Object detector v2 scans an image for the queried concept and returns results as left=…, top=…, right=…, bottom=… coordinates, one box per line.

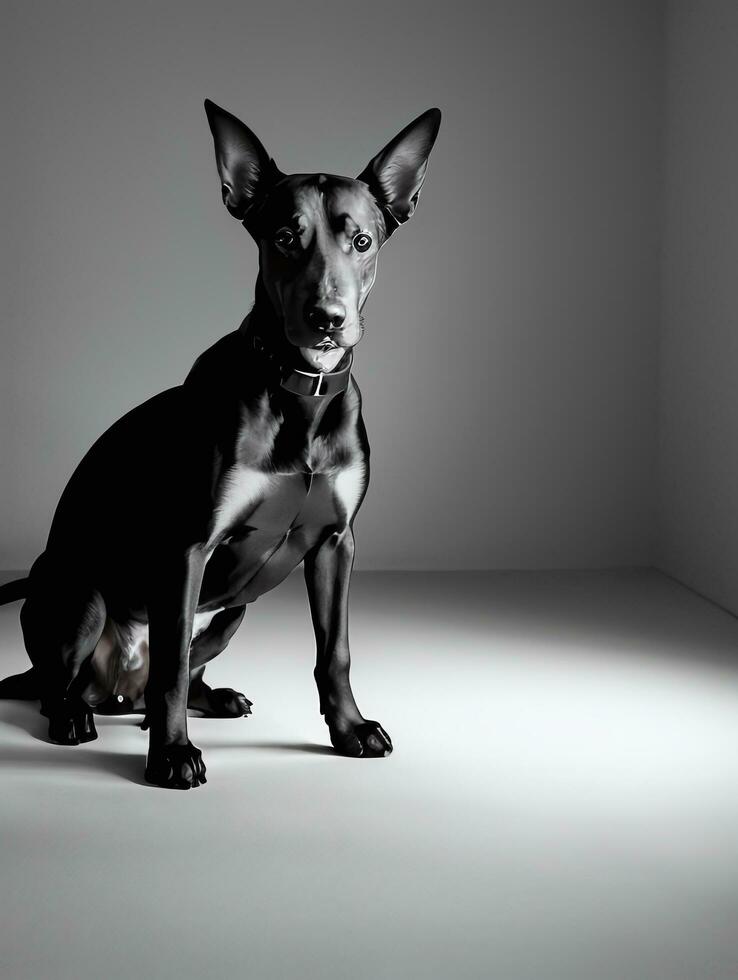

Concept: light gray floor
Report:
left=1, top=570, right=738, bottom=980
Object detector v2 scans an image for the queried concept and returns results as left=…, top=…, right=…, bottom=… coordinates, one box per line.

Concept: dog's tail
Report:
left=0, top=576, right=29, bottom=606
left=0, top=577, right=38, bottom=699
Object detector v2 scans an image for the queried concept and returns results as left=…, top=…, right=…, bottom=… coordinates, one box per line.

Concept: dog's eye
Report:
left=274, top=228, right=297, bottom=249
left=352, top=232, right=372, bottom=253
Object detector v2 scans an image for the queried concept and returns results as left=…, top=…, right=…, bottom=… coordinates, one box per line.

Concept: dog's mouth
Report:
left=299, top=338, right=347, bottom=372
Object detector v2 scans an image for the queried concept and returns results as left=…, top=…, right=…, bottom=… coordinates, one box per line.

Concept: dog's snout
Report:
left=304, top=301, right=346, bottom=332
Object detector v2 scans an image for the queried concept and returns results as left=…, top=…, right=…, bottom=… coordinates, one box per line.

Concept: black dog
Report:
left=0, top=100, right=441, bottom=789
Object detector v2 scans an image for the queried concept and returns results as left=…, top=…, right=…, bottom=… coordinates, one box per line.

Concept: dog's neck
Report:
left=240, top=277, right=353, bottom=411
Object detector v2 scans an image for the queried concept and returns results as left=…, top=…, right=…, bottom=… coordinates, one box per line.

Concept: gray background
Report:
left=659, top=1, right=738, bottom=615
left=3, top=1, right=738, bottom=614
left=1, top=0, right=663, bottom=573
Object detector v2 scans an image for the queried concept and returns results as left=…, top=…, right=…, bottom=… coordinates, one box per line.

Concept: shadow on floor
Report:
left=0, top=700, right=334, bottom=786
left=0, top=743, right=148, bottom=785
left=0, top=702, right=148, bottom=785
left=201, top=740, right=334, bottom=755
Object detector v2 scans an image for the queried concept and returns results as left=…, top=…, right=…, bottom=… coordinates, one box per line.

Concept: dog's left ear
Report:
left=357, top=108, right=441, bottom=237
left=204, top=99, right=283, bottom=220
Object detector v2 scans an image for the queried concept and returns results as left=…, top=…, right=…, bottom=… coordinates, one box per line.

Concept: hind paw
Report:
left=188, top=685, right=252, bottom=718
left=46, top=699, right=98, bottom=745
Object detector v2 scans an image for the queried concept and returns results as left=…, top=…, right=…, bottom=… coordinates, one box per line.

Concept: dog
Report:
left=0, top=100, right=441, bottom=789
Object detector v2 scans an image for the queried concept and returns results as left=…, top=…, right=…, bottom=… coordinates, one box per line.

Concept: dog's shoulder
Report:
left=184, top=330, right=245, bottom=391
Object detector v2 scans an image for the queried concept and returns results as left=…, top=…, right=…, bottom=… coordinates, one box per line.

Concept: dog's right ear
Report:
left=204, top=100, right=282, bottom=220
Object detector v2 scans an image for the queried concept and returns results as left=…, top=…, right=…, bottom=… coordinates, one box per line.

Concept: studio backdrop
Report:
left=3, top=1, right=662, bottom=572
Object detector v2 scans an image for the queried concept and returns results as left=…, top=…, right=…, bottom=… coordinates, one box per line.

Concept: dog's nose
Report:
left=304, top=301, right=346, bottom=332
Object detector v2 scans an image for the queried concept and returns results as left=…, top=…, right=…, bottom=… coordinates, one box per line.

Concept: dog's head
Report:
left=205, top=101, right=441, bottom=372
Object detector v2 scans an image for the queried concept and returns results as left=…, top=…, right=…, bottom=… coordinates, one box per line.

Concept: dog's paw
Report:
left=329, top=719, right=393, bottom=758
left=145, top=741, right=207, bottom=790
left=189, top=685, right=253, bottom=718
left=46, top=699, right=98, bottom=746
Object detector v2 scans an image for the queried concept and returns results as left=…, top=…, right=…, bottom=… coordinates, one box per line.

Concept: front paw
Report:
left=145, top=741, right=207, bottom=789
left=329, top=719, right=393, bottom=758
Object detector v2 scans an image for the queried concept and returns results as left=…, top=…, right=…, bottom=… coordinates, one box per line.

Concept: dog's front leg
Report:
left=304, top=529, right=392, bottom=758
left=144, top=546, right=208, bottom=789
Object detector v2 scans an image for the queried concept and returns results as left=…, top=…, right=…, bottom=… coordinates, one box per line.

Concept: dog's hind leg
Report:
left=187, top=605, right=251, bottom=718
left=20, top=578, right=106, bottom=745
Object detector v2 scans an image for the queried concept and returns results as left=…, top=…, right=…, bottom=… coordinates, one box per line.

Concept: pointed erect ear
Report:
left=204, top=99, right=283, bottom=220
left=357, top=108, right=441, bottom=237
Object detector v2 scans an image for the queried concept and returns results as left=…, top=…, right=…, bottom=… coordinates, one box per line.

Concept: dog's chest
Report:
left=213, top=468, right=327, bottom=541
left=207, top=398, right=359, bottom=544
left=200, top=466, right=359, bottom=607
left=197, top=404, right=365, bottom=608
